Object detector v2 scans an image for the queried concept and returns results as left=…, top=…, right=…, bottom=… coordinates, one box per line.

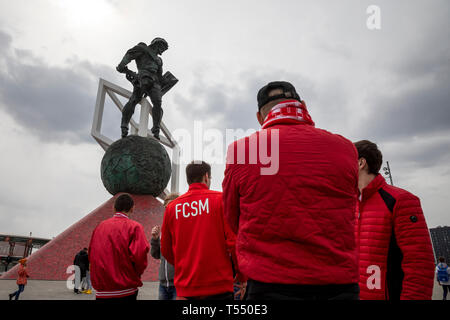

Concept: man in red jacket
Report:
left=354, top=140, right=435, bottom=300
left=161, top=161, right=241, bottom=299
left=222, top=81, right=360, bottom=300
left=89, top=193, right=150, bottom=300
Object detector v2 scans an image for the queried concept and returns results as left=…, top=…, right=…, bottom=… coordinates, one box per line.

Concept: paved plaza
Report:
left=0, top=280, right=159, bottom=300
left=0, top=278, right=446, bottom=300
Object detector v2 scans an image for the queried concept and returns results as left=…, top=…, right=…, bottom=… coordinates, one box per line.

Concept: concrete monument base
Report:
left=0, top=194, right=164, bottom=281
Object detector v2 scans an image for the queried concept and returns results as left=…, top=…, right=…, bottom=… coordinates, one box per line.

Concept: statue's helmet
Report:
left=151, top=37, right=169, bottom=51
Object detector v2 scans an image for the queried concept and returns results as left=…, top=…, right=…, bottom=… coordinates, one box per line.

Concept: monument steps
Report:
left=0, top=194, right=164, bottom=281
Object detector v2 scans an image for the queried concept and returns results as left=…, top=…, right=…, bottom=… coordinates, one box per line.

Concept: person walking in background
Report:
left=436, top=257, right=450, bottom=300
left=8, top=258, right=29, bottom=300
left=81, top=248, right=93, bottom=295
left=73, top=249, right=83, bottom=294
left=4, top=255, right=12, bottom=272
left=161, top=161, right=244, bottom=300
left=73, top=248, right=88, bottom=294
left=223, top=81, right=360, bottom=300
left=151, top=192, right=179, bottom=300
left=89, top=193, right=150, bottom=300
left=354, top=140, right=435, bottom=300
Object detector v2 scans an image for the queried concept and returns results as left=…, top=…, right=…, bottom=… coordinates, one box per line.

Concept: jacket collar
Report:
left=360, top=174, right=387, bottom=201
left=262, top=99, right=315, bottom=129
left=114, top=212, right=130, bottom=219
left=188, top=183, right=209, bottom=192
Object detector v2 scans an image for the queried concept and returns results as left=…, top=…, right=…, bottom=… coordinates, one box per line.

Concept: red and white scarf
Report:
left=262, top=100, right=315, bottom=129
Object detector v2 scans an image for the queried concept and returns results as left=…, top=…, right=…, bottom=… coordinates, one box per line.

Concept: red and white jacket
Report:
left=89, top=212, right=150, bottom=299
left=161, top=183, right=239, bottom=298
left=357, top=174, right=435, bottom=300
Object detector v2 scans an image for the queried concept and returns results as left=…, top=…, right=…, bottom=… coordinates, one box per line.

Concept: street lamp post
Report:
left=383, top=161, right=394, bottom=186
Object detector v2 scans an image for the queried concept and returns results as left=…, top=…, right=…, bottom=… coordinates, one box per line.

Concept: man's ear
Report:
left=257, top=111, right=264, bottom=126
left=358, top=158, right=367, bottom=171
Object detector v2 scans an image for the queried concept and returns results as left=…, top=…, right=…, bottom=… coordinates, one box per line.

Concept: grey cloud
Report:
left=0, top=31, right=11, bottom=54
left=358, top=66, right=450, bottom=140
left=383, top=135, right=450, bottom=170
left=315, top=41, right=353, bottom=61
left=171, top=74, right=258, bottom=132
left=0, top=30, right=118, bottom=144
left=356, top=0, right=450, bottom=141
left=352, top=75, right=450, bottom=169
left=171, top=68, right=339, bottom=133
left=172, top=60, right=450, bottom=172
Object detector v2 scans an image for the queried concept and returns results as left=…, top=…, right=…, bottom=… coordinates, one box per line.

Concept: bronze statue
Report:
left=116, top=38, right=177, bottom=140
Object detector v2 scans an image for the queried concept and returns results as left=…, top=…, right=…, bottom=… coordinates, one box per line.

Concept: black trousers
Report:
left=96, top=291, right=138, bottom=301
left=245, top=279, right=360, bottom=300
left=184, top=292, right=234, bottom=300
left=443, top=285, right=449, bottom=300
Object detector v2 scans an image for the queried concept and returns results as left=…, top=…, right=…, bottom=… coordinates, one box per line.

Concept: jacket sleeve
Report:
left=393, top=192, right=435, bottom=300
left=129, top=223, right=150, bottom=277
left=222, top=142, right=240, bottom=234
left=150, top=238, right=161, bottom=259
left=74, top=253, right=81, bottom=266
left=161, top=206, right=175, bottom=266
left=220, top=194, right=247, bottom=283
left=88, top=226, right=97, bottom=266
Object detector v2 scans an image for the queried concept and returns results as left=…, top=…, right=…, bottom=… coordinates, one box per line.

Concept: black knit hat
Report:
left=257, top=81, right=301, bottom=110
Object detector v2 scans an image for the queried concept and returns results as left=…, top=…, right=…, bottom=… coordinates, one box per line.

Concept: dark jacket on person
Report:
left=74, top=250, right=89, bottom=278
left=150, top=237, right=174, bottom=287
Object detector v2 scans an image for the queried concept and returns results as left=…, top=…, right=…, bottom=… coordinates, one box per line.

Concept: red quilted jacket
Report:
left=222, top=111, right=359, bottom=285
left=356, top=174, right=435, bottom=300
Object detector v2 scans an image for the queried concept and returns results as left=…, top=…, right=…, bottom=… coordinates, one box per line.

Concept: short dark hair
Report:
left=439, top=257, right=446, bottom=263
left=354, top=140, right=383, bottom=174
left=114, top=193, right=134, bottom=212
left=186, top=161, right=211, bottom=185
left=83, top=248, right=88, bottom=251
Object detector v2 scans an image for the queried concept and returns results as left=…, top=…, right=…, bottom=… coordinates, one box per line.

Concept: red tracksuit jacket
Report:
left=161, top=183, right=238, bottom=298
left=89, top=212, right=150, bottom=298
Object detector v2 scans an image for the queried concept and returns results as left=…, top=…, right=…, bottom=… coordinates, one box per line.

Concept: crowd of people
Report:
left=85, top=80, right=440, bottom=301
left=8, top=80, right=442, bottom=301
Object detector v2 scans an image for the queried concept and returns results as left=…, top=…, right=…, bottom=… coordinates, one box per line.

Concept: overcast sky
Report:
left=0, top=0, right=449, bottom=238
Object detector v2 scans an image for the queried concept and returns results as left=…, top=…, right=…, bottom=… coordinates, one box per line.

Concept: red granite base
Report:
left=0, top=193, right=164, bottom=281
